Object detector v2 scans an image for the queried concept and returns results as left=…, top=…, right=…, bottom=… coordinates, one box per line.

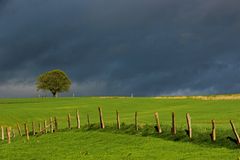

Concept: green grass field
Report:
left=0, top=97, right=240, bottom=159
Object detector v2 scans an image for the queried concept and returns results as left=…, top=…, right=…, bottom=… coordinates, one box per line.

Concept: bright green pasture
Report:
left=0, top=97, right=240, bottom=128
left=0, top=97, right=240, bottom=159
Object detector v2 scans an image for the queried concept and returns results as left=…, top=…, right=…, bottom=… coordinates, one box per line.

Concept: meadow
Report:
left=0, top=97, right=240, bottom=159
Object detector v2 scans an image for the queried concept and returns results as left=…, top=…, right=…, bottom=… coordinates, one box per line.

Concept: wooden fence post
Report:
left=154, top=112, right=162, bottom=133
left=186, top=113, right=192, bottom=139
left=76, top=110, right=80, bottom=129
left=32, top=122, right=35, bottom=136
left=24, top=123, right=29, bottom=141
left=87, top=114, right=90, bottom=127
left=68, top=113, right=71, bottom=129
left=17, top=123, right=22, bottom=136
left=116, top=110, right=120, bottom=129
left=6, top=127, right=11, bottom=144
left=98, top=107, right=105, bottom=129
left=54, top=117, right=58, bottom=132
left=39, top=122, right=42, bottom=133
left=135, top=112, right=138, bottom=131
left=44, top=120, right=47, bottom=134
left=1, top=126, right=4, bottom=141
left=171, top=112, right=176, bottom=135
left=50, top=117, right=53, bottom=133
left=210, top=120, right=216, bottom=142
left=230, top=120, right=240, bottom=145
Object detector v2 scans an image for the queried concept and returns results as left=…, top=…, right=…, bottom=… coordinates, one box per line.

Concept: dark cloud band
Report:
left=0, top=0, right=240, bottom=97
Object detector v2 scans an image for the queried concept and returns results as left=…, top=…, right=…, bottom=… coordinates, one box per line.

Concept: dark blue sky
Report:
left=0, top=0, right=240, bottom=97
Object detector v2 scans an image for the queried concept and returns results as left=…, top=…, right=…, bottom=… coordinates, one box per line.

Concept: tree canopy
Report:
left=36, top=69, right=71, bottom=97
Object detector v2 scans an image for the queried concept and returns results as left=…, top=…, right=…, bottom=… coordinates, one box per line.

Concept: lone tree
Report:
left=36, top=69, right=71, bottom=97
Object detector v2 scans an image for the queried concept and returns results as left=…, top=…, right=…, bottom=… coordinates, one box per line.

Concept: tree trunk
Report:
left=52, top=91, right=57, bottom=97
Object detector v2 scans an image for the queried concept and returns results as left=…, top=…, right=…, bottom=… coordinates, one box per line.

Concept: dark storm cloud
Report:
left=0, top=0, right=240, bottom=97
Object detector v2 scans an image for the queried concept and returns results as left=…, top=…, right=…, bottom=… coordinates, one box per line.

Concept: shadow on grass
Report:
left=27, top=122, right=240, bottom=150
left=57, top=123, right=240, bottom=150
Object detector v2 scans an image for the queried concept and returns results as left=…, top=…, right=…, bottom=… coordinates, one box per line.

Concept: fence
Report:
left=1, top=107, right=240, bottom=145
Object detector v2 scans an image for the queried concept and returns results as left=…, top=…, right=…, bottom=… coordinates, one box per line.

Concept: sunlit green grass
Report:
left=0, top=97, right=240, bottom=159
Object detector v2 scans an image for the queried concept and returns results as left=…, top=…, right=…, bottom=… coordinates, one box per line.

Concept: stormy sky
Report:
left=0, top=0, right=240, bottom=97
